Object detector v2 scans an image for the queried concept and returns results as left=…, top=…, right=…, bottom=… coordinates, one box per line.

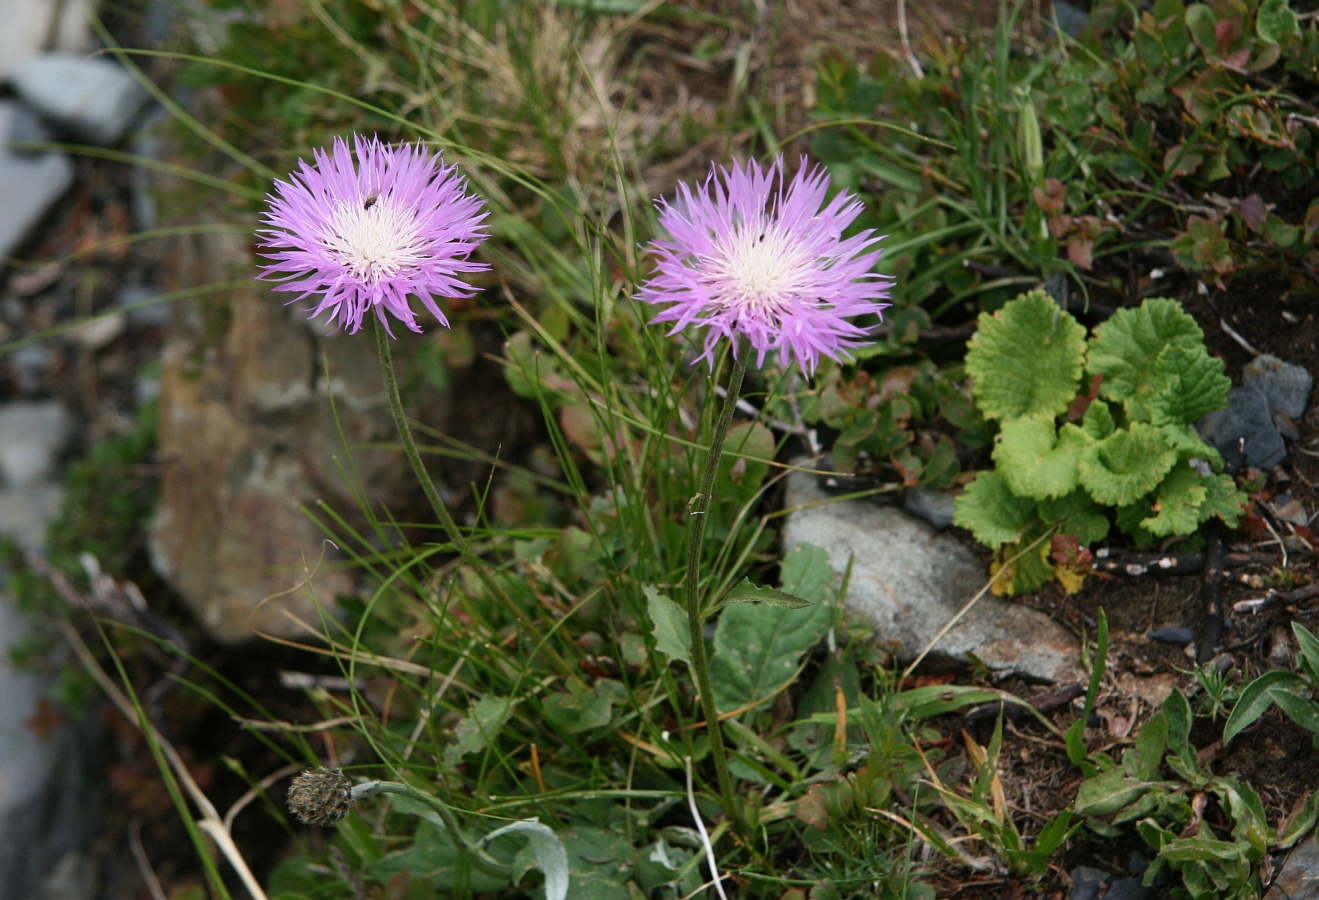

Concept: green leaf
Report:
left=541, top=679, right=625, bottom=734
left=1078, top=423, right=1177, bottom=506
left=953, top=470, right=1037, bottom=549
left=443, top=696, right=514, bottom=769
left=1074, top=768, right=1155, bottom=817
left=1142, top=462, right=1207, bottom=537
left=1200, top=473, right=1247, bottom=527
left=711, top=545, right=833, bottom=713
left=993, top=416, right=1084, bottom=500
left=1294, top=622, right=1319, bottom=683
left=716, top=421, right=776, bottom=496
left=1279, top=791, right=1319, bottom=849
left=1257, top=0, right=1300, bottom=42
left=1128, top=709, right=1168, bottom=781
left=485, top=820, right=570, bottom=900
left=559, top=827, right=635, bottom=900
left=645, top=585, right=691, bottom=665
left=372, top=819, right=508, bottom=893
left=965, top=290, right=1087, bottom=422
left=1270, top=689, right=1319, bottom=736
left=1081, top=401, right=1116, bottom=440
left=1037, top=490, right=1111, bottom=546
left=1141, top=344, right=1231, bottom=425
left=1222, top=669, right=1308, bottom=745
left=705, top=578, right=810, bottom=618
left=1086, top=298, right=1207, bottom=408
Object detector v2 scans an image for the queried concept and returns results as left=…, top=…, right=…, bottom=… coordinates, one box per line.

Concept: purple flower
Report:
left=257, top=134, right=489, bottom=336
left=637, top=157, right=891, bottom=375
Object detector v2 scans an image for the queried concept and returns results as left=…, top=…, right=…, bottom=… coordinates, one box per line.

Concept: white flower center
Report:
left=322, top=196, right=425, bottom=282
left=716, top=222, right=807, bottom=317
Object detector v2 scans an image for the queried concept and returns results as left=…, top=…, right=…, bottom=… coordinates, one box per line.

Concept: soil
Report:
left=3, top=1, right=1318, bottom=898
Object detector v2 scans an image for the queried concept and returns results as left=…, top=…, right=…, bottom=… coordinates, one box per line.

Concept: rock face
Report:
left=783, top=467, right=1082, bottom=684
left=0, top=100, right=75, bottom=265
left=9, top=53, right=148, bottom=146
left=149, top=226, right=425, bottom=644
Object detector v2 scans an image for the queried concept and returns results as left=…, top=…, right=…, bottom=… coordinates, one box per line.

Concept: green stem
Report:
left=375, top=317, right=465, bottom=549
left=351, top=780, right=510, bottom=879
left=373, top=319, right=571, bottom=675
left=684, top=333, right=752, bottom=828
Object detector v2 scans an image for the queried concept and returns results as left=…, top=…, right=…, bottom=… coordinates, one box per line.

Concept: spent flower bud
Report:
left=288, top=767, right=354, bottom=826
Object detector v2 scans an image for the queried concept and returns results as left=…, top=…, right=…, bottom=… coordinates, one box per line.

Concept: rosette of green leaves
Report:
left=953, top=291, right=1246, bottom=594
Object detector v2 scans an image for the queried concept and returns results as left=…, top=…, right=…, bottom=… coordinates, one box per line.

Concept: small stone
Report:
left=1148, top=626, right=1195, bottom=645
left=903, top=485, right=956, bottom=530
left=1244, top=354, right=1312, bottom=420
left=0, top=401, right=72, bottom=487
left=1069, top=865, right=1110, bottom=900
left=1265, top=831, right=1319, bottom=899
left=1197, top=385, right=1287, bottom=470
left=9, top=53, right=147, bottom=146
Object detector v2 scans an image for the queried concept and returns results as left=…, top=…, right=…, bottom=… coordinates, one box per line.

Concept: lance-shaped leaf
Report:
left=704, top=578, right=809, bottom=618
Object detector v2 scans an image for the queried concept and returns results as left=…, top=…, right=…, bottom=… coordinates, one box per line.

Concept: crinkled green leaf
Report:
left=953, top=470, right=1037, bottom=549
left=994, top=416, right=1085, bottom=500
left=645, top=585, right=691, bottom=664
left=711, top=544, right=833, bottom=713
left=1142, top=462, right=1207, bottom=537
left=1159, top=422, right=1217, bottom=461
left=443, top=696, right=514, bottom=769
left=965, top=291, right=1087, bottom=421
left=559, top=827, right=635, bottom=900
left=1086, top=298, right=1207, bottom=408
left=1081, top=400, right=1116, bottom=440
left=1140, top=344, right=1231, bottom=425
left=1200, top=472, right=1247, bottom=527
left=1038, top=490, right=1111, bottom=545
left=1079, top=422, right=1177, bottom=506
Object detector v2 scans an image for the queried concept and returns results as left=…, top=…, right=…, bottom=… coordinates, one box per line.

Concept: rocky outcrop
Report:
left=149, top=226, right=428, bottom=643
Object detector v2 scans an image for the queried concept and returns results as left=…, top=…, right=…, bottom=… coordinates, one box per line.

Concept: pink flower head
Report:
left=258, top=134, right=489, bottom=336
left=637, top=157, right=891, bottom=375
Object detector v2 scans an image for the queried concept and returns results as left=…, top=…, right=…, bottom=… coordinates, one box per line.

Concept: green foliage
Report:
left=46, top=397, right=159, bottom=577
left=954, top=292, right=1246, bottom=594
left=1074, top=689, right=1272, bottom=899
left=1222, top=622, right=1319, bottom=746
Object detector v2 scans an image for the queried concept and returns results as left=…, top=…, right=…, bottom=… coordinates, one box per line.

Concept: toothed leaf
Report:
left=1079, top=422, right=1177, bottom=506
left=954, top=470, right=1037, bottom=549
left=966, top=291, right=1087, bottom=421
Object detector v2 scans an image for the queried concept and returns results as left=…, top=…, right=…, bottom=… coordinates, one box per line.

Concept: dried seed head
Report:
left=288, top=767, right=354, bottom=826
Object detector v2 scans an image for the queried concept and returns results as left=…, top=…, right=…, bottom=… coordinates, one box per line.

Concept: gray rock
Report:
left=1266, top=831, right=1319, bottom=899
left=0, top=0, right=90, bottom=81
left=9, top=53, right=147, bottom=146
left=0, top=401, right=72, bottom=488
left=0, top=484, right=63, bottom=554
left=784, top=467, right=1082, bottom=683
left=903, top=485, right=956, bottom=530
left=1197, top=384, right=1288, bottom=469
left=0, top=101, right=74, bottom=265
left=1244, top=354, right=1312, bottom=420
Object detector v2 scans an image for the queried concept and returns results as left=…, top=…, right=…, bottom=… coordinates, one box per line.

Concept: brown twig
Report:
left=1196, top=522, right=1227, bottom=664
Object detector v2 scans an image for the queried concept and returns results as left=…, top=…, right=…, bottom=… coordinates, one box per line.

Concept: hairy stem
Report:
left=684, top=334, right=752, bottom=828
left=352, top=781, right=510, bottom=878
